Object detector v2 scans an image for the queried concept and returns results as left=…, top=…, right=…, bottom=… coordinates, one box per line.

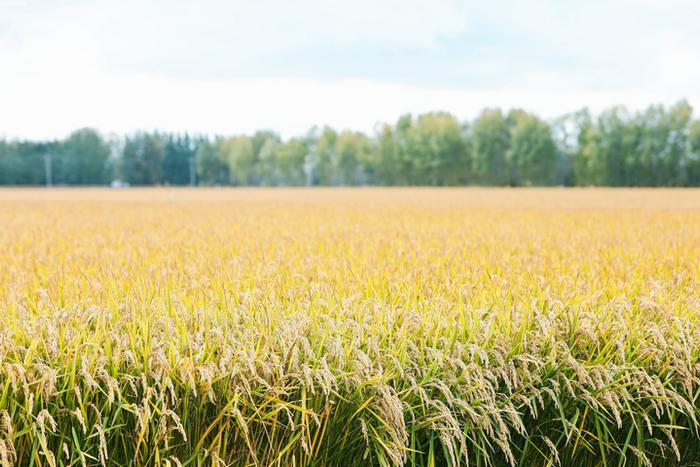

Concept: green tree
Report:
left=374, top=123, right=399, bottom=185
left=162, top=134, right=196, bottom=185
left=550, top=113, right=579, bottom=186
left=313, top=127, right=338, bottom=185
left=659, top=100, right=692, bottom=186
left=196, top=139, right=229, bottom=185
left=471, top=109, right=510, bottom=185
left=334, top=131, right=374, bottom=185
left=16, top=142, right=47, bottom=185
left=257, top=137, right=281, bottom=185
left=0, top=140, right=51, bottom=185
left=394, top=114, right=416, bottom=184
left=507, top=111, right=557, bottom=186
left=58, top=128, right=111, bottom=185
left=576, top=107, right=632, bottom=186
left=221, top=136, right=255, bottom=186
left=573, top=102, right=692, bottom=187
left=408, top=112, right=469, bottom=185
left=121, top=132, right=165, bottom=185
left=275, top=138, right=309, bottom=185
left=687, top=119, right=700, bottom=186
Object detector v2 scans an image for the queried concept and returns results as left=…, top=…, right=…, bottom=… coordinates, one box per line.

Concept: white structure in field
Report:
left=110, top=179, right=130, bottom=188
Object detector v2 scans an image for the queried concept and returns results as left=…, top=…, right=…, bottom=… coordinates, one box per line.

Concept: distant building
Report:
left=110, top=179, right=130, bottom=188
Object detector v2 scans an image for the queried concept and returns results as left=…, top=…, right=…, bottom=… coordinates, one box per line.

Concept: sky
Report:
left=1, top=0, right=699, bottom=140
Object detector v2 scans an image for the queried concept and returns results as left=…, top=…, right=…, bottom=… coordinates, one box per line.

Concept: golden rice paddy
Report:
left=1, top=188, right=699, bottom=466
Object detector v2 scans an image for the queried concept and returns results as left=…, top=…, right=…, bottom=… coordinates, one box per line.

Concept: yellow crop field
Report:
left=1, top=188, right=700, bottom=466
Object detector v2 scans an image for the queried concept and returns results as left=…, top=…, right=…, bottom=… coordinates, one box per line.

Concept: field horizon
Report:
left=2, top=185, right=700, bottom=205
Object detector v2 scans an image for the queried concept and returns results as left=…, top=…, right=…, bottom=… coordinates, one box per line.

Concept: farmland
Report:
left=1, top=188, right=700, bottom=466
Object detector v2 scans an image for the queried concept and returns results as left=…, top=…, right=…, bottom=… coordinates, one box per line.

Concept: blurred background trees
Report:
left=2, top=100, right=700, bottom=187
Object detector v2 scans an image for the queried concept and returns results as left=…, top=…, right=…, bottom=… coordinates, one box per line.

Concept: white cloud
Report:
left=1, top=0, right=469, bottom=69
left=653, top=47, right=700, bottom=89
left=1, top=67, right=696, bottom=140
left=0, top=0, right=699, bottom=139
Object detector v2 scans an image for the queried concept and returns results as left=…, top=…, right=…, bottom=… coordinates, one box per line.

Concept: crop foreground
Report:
left=1, top=188, right=700, bottom=466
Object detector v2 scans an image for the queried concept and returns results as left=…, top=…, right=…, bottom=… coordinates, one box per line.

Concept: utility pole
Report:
left=44, top=152, right=53, bottom=188
left=189, top=155, right=196, bottom=186
left=303, top=151, right=316, bottom=187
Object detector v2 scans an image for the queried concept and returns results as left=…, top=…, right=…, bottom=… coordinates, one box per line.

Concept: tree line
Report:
left=2, top=101, right=700, bottom=187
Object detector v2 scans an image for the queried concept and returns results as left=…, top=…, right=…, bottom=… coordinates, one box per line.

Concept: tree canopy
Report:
left=2, top=101, right=699, bottom=187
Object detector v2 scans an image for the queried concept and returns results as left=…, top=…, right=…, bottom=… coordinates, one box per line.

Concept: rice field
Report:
left=1, top=188, right=700, bottom=466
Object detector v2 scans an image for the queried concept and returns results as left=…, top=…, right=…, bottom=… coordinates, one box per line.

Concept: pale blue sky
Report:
left=1, top=0, right=699, bottom=139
